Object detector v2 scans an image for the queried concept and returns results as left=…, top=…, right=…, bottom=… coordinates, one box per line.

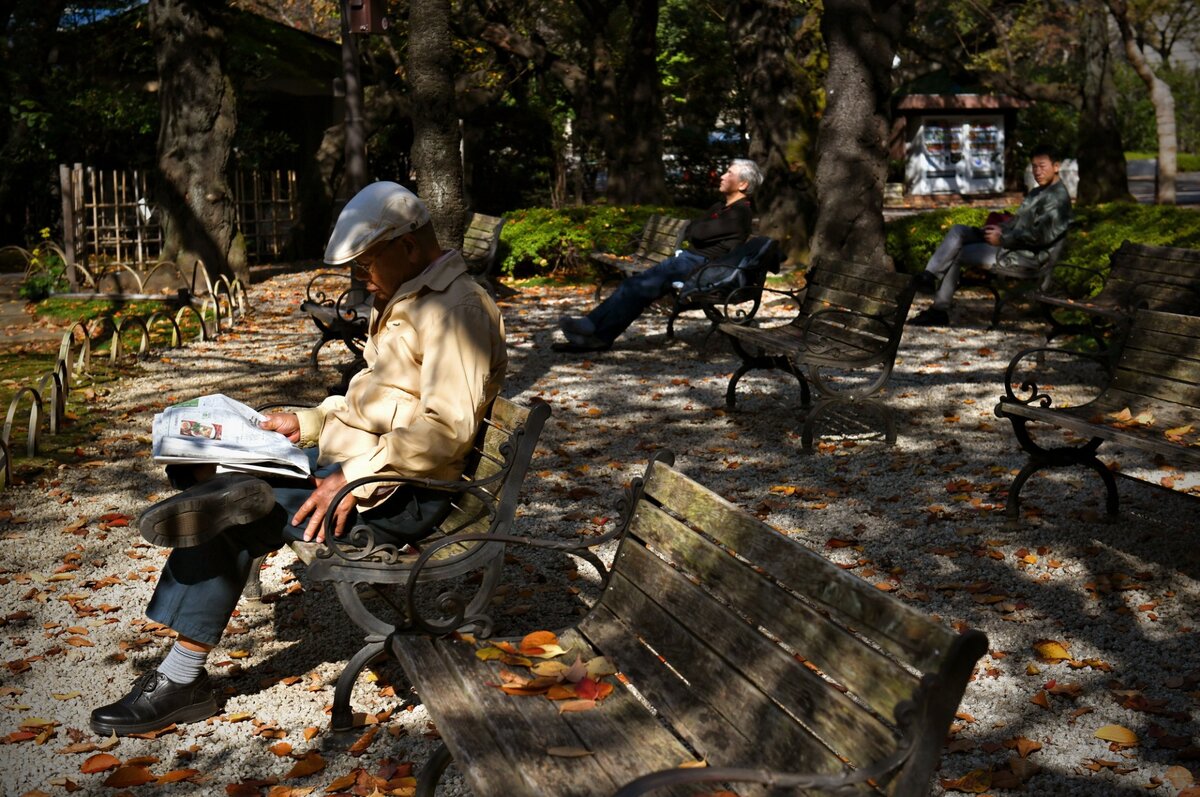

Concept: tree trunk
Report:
left=1106, top=0, right=1176, bottom=204
left=0, top=0, right=70, bottom=243
left=1077, top=0, right=1131, bottom=205
left=604, top=0, right=668, bottom=205
left=812, top=0, right=911, bottom=267
left=148, top=0, right=247, bottom=285
left=727, top=0, right=821, bottom=264
left=409, top=0, right=466, bottom=248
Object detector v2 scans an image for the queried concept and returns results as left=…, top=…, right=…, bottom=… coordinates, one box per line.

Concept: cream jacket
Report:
left=295, top=250, right=506, bottom=506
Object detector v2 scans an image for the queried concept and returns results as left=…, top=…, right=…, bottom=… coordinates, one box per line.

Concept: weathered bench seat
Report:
left=995, top=308, right=1200, bottom=520
left=720, top=259, right=916, bottom=448
left=1031, top=241, right=1200, bottom=349
left=393, top=454, right=988, bottom=797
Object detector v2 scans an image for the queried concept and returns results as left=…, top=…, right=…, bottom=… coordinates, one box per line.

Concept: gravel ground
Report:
left=1, top=269, right=1198, bottom=796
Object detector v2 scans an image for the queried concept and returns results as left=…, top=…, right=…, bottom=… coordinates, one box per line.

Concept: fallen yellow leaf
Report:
left=1033, top=639, right=1071, bottom=661
left=1094, top=724, right=1137, bottom=745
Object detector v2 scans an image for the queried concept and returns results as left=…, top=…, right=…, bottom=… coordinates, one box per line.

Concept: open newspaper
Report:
left=151, top=394, right=311, bottom=479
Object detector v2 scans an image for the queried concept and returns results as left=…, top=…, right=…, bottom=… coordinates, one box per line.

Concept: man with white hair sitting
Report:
left=90, top=182, right=507, bottom=736
left=557, top=159, right=762, bottom=351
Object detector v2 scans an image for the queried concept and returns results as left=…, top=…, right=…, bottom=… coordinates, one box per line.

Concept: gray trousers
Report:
left=923, top=224, right=999, bottom=310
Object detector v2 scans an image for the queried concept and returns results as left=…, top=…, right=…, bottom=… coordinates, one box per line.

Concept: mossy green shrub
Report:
left=499, top=205, right=698, bottom=277
left=886, top=203, right=1200, bottom=296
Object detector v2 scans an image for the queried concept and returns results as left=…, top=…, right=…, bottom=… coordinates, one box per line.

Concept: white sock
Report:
left=158, top=642, right=208, bottom=684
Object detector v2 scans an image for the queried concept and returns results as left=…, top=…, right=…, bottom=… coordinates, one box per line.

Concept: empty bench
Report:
left=995, top=308, right=1200, bottom=521
left=392, top=453, right=988, bottom=797
left=1032, top=241, right=1200, bottom=350
left=589, top=214, right=689, bottom=286
left=720, top=259, right=916, bottom=448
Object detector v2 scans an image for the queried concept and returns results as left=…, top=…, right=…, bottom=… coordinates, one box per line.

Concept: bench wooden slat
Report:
left=630, top=499, right=919, bottom=722
left=393, top=636, right=628, bottom=797
left=597, top=560, right=872, bottom=775
left=643, top=461, right=960, bottom=671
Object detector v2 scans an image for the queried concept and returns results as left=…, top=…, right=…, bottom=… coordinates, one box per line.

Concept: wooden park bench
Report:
left=966, top=227, right=1071, bottom=329
left=720, top=259, right=917, bottom=449
left=588, top=214, right=689, bottom=287
left=390, top=453, right=988, bottom=797
left=244, top=396, right=550, bottom=731
left=300, top=212, right=508, bottom=368
left=994, top=308, right=1200, bottom=522
left=1031, top=241, right=1200, bottom=351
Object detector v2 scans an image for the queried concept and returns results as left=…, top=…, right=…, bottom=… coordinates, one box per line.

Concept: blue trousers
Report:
left=146, top=449, right=452, bottom=645
left=589, top=250, right=706, bottom=342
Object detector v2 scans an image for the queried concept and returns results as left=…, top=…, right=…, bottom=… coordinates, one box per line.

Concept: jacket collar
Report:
left=374, top=249, right=468, bottom=323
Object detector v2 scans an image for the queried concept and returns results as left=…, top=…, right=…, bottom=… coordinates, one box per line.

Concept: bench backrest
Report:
left=312, top=396, right=550, bottom=583
left=1096, top=241, right=1200, bottom=312
left=1109, top=309, right=1200, bottom=413
left=462, top=213, right=506, bottom=275
left=635, top=215, right=689, bottom=262
left=798, top=259, right=917, bottom=358
left=582, top=456, right=987, bottom=796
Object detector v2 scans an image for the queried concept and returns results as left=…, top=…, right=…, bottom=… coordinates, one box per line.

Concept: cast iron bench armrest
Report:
left=999, top=345, right=1110, bottom=407
left=304, top=271, right=347, bottom=306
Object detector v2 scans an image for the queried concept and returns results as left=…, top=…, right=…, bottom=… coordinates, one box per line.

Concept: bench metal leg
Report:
left=416, top=743, right=454, bottom=797
left=1003, top=418, right=1120, bottom=522
left=725, top=339, right=807, bottom=409
left=241, top=554, right=267, bottom=601
left=331, top=637, right=388, bottom=732
left=800, top=396, right=897, bottom=451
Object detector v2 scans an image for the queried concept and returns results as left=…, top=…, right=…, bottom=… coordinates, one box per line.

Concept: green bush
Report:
left=18, top=230, right=68, bottom=301
left=498, top=205, right=698, bottom=277
left=886, top=203, right=1200, bottom=296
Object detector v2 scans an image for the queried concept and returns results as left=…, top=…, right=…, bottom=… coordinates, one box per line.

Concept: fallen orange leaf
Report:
left=558, top=699, right=597, bottom=713
left=103, top=765, right=155, bottom=788
left=269, top=742, right=293, bottom=757
left=284, top=751, right=326, bottom=778
left=939, top=768, right=991, bottom=793
left=155, top=768, right=200, bottom=784
left=80, top=753, right=121, bottom=774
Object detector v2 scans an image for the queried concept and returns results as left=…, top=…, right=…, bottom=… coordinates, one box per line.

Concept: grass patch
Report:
left=886, top=202, right=1200, bottom=295
left=1124, top=151, right=1200, bottom=171
left=34, top=296, right=171, bottom=324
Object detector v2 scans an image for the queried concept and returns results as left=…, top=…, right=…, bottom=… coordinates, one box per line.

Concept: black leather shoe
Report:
left=138, top=473, right=275, bottom=548
left=910, top=307, right=951, bottom=327
left=914, top=271, right=937, bottom=294
left=90, top=670, right=218, bottom=736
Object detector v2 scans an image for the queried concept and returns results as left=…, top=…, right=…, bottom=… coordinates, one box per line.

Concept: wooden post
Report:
left=59, top=164, right=78, bottom=289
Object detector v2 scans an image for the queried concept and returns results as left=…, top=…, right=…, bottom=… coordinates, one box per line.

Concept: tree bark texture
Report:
left=149, top=0, right=247, bottom=284
left=1106, top=0, right=1176, bottom=204
left=0, top=0, right=69, bottom=243
left=409, top=0, right=466, bottom=248
left=726, top=0, right=821, bottom=264
left=1077, top=0, right=1131, bottom=205
left=604, top=0, right=669, bottom=205
left=812, top=0, right=911, bottom=267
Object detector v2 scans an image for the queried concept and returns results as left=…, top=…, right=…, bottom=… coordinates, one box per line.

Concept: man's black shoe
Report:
left=138, top=473, right=275, bottom=548
left=909, top=307, right=951, bottom=327
left=90, top=670, right=218, bottom=736
left=552, top=329, right=611, bottom=353
left=558, top=315, right=596, bottom=337
left=914, top=271, right=937, bottom=294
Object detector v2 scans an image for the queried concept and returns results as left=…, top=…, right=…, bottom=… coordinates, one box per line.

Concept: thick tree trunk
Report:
left=1077, top=1, right=1131, bottom=205
left=604, top=0, right=668, bottom=205
left=148, top=0, right=247, bottom=285
left=409, top=0, right=466, bottom=248
left=1106, top=0, right=1176, bottom=204
left=0, top=0, right=69, bottom=243
left=727, top=0, right=821, bottom=263
left=812, top=0, right=911, bottom=266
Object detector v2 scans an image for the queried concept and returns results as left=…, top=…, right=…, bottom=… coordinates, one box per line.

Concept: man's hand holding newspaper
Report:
left=151, top=394, right=311, bottom=479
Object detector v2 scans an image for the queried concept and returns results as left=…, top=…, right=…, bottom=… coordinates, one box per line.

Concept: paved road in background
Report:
left=1127, top=159, right=1200, bottom=205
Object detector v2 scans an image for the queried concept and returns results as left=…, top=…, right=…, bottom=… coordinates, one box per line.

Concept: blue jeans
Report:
left=924, top=224, right=999, bottom=310
left=146, top=449, right=452, bottom=645
left=589, top=250, right=707, bottom=342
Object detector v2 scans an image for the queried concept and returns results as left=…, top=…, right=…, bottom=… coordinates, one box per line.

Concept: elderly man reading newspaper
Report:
left=90, top=183, right=507, bottom=737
